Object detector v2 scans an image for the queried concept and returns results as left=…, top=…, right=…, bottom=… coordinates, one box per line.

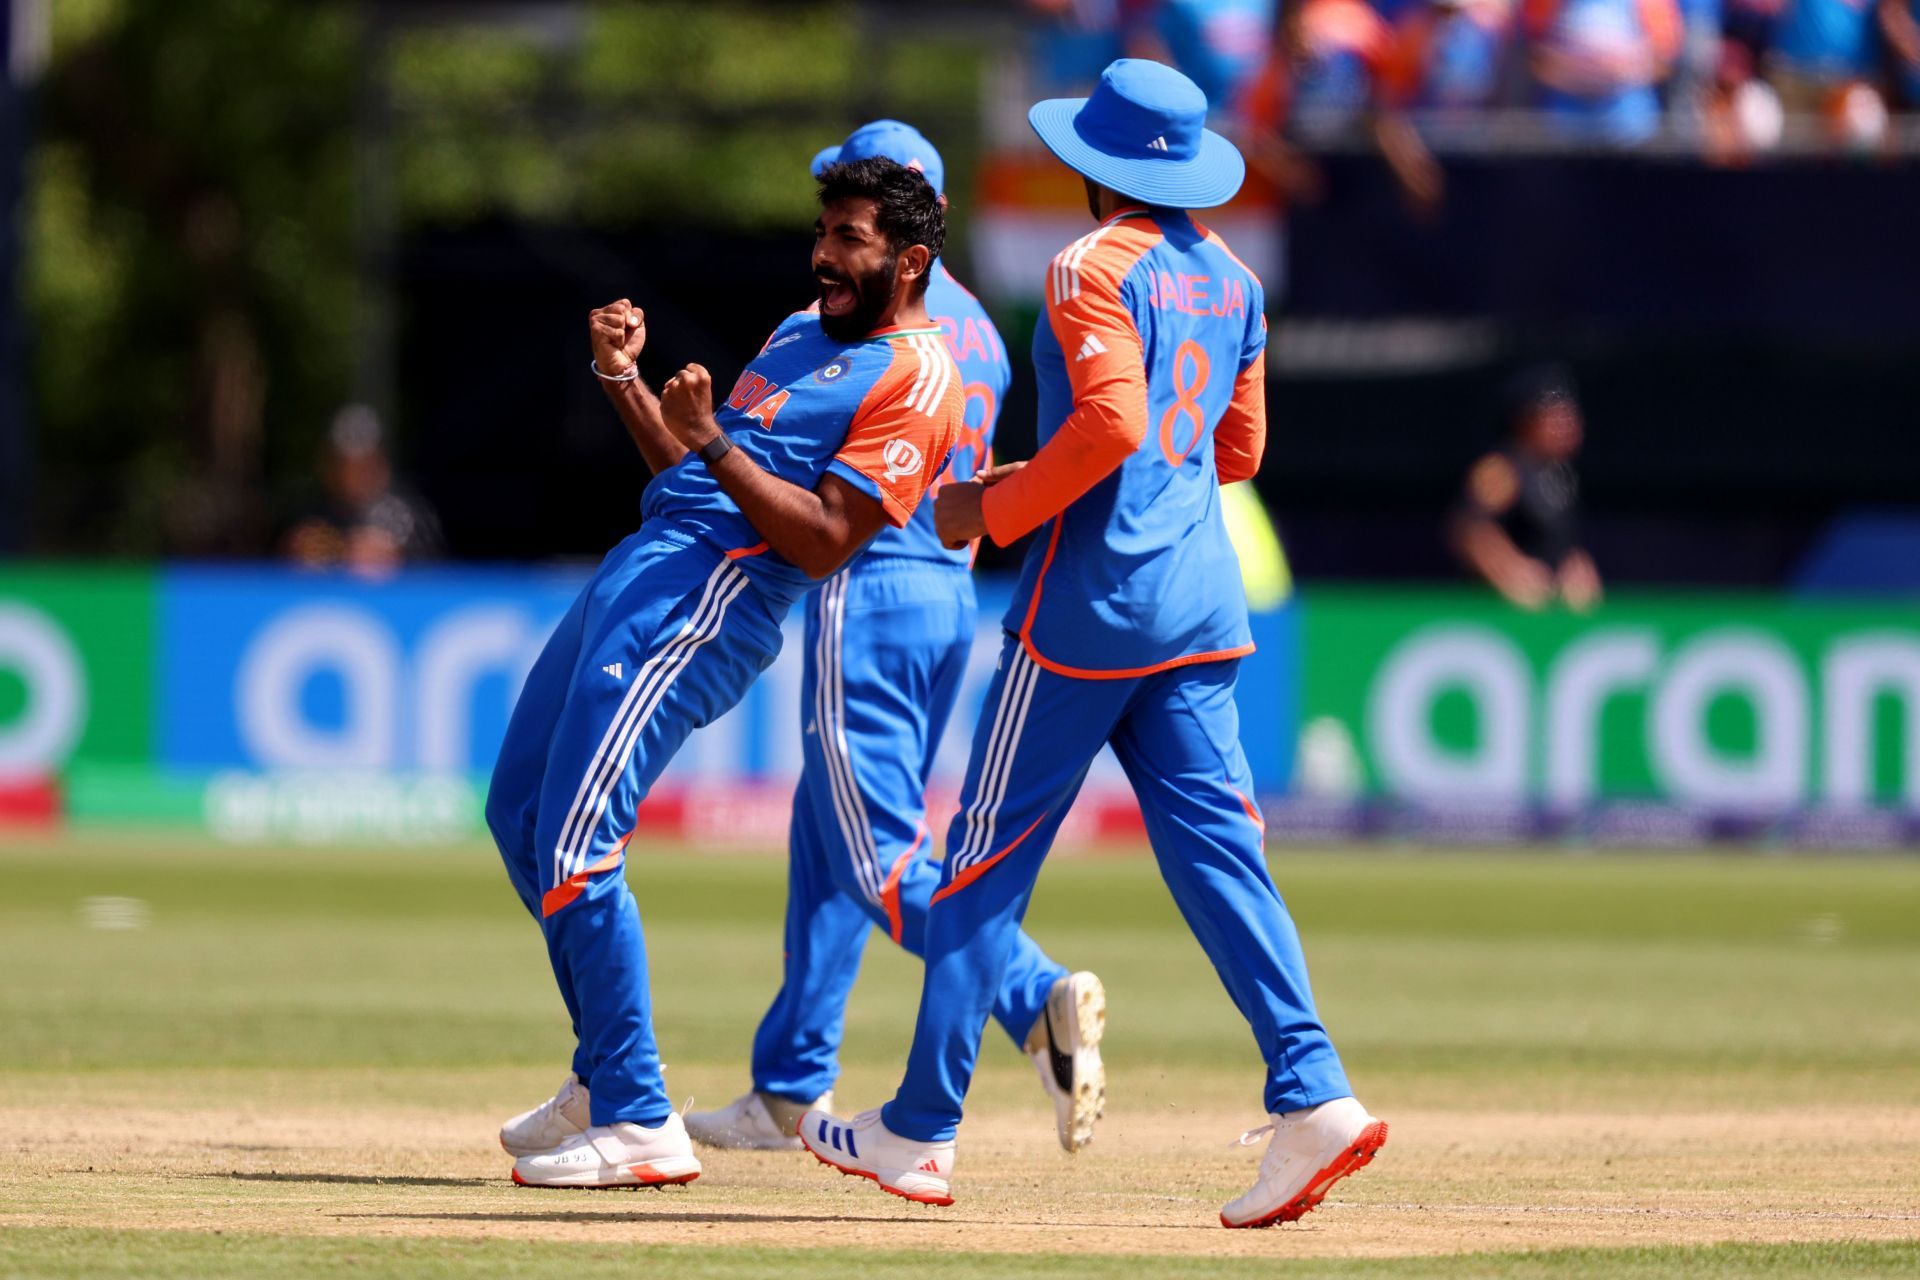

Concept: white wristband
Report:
left=592, top=359, right=640, bottom=383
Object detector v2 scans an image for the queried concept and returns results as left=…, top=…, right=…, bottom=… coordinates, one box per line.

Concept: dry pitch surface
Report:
left=2, top=837, right=1917, bottom=1277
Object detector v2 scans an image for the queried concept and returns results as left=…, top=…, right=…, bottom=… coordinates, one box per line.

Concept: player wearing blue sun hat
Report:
left=796, top=59, right=1385, bottom=1229
left=684, top=120, right=1102, bottom=1157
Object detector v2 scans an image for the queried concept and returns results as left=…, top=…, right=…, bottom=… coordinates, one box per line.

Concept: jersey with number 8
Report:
left=982, top=207, right=1268, bottom=678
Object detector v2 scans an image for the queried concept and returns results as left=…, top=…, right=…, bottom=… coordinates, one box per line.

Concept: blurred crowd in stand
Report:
left=1024, top=0, right=1918, bottom=192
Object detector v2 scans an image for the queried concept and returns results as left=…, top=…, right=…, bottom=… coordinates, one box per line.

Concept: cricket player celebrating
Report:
left=686, top=122, right=1106, bottom=1157
left=797, top=60, right=1387, bottom=1228
left=486, top=157, right=962, bottom=1189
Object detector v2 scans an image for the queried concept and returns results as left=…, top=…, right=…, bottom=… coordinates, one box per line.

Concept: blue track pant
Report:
left=750, top=560, right=1067, bottom=1105
left=486, top=522, right=784, bottom=1128
left=882, top=636, right=1353, bottom=1143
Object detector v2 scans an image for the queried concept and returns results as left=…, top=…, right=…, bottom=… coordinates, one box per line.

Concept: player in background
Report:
left=1448, top=363, right=1602, bottom=611
left=686, top=122, right=1104, bottom=1157
left=486, top=158, right=962, bottom=1189
left=796, top=60, right=1385, bottom=1229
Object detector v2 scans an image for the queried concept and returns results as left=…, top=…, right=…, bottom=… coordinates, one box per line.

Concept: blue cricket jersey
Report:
left=641, top=313, right=963, bottom=611
left=860, top=263, right=1012, bottom=570
left=980, top=207, right=1269, bottom=678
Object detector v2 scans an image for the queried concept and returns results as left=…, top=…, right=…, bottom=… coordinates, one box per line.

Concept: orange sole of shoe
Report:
left=1220, top=1119, right=1390, bottom=1229
left=800, top=1137, right=955, bottom=1207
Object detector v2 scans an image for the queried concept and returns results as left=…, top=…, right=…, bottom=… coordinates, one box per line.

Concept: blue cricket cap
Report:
left=1028, top=59, right=1245, bottom=209
left=810, top=119, right=945, bottom=198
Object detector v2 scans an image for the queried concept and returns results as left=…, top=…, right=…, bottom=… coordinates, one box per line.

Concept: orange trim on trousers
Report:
left=878, top=823, right=928, bottom=944
left=929, top=809, right=1051, bottom=905
left=541, top=832, right=633, bottom=917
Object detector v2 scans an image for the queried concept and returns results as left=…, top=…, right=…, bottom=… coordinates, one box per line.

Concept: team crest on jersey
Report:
left=814, top=355, right=852, bottom=384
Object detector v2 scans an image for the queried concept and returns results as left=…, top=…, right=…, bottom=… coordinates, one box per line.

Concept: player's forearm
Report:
left=1216, top=362, right=1268, bottom=485
left=980, top=393, right=1145, bottom=544
left=1453, top=515, right=1531, bottom=580
left=706, top=451, right=862, bottom=578
left=981, top=433, right=1130, bottom=545
left=602, top=378, right=689, bottom=474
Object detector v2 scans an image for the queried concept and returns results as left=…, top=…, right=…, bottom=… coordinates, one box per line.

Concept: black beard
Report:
left=818, top=258, right=897, bottom=342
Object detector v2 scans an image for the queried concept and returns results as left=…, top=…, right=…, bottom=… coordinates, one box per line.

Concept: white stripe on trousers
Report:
left=551, top=560, right=749, bottom=887
left=953, top=647, right=1042, bottom=872
left=813, top=572, right=884, bottom=905
left=951, top=646, right=1032, bottom=868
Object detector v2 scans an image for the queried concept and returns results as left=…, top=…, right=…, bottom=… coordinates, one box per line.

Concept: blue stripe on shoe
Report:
left=846, top=1127, right=859, bottom=1159
left=831, top=1125, right=843, bottom=1152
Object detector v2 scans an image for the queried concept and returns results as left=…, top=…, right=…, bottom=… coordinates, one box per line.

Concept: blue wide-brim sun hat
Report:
left=810, top=118, right=945, bottom=197
left=1028, top=58, right=1245, bottom=210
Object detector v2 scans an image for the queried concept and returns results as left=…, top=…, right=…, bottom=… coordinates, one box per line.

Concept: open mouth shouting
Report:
left=816, top=272, right=858, bottom=319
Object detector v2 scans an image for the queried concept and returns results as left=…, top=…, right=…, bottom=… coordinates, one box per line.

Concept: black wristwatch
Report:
left=697, top=431, right=735, bottom=466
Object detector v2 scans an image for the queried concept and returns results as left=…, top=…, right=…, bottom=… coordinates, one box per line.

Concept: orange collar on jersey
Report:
left=862, top=322, right=946, bottom=341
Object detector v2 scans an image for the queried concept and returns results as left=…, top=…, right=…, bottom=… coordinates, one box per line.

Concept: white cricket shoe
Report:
left=1220, top=1096, right=1388, bottom=1228
left=1024, top=970, right=1106, bottom=1152
left=797, top=1106, right=955, bottom=1205
left=499, top=1073, right=590, bottom=1157
left=510, top=1113, right=702, bottom=1189
left=685, top=1089, right=831, bottom=1151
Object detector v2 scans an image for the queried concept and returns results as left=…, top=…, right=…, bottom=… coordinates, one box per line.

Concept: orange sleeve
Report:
left=1216, top=353, right=1268, bottom=485
left=831, top=338, right=961, bottom=528
left=1637, top=0, right=1682, bottom=64
left=1379, top=12, right=1428, bottom=109
left=981, top=245, right=1149, bottom=546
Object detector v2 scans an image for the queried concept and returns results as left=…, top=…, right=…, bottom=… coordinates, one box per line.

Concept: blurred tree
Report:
left=27, top=0, right=357, bottom=554
left=21, top=0, right=986, bottom=555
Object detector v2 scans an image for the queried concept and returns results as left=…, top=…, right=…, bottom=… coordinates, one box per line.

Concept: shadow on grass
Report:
left=343, top=1209, right=1214, bottom=1231
left=207, top=1172, right=494, bottom=1188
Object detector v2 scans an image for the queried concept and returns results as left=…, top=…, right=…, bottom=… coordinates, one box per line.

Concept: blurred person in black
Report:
left=1449, top=365, right=1602, bottom=612
left=282, top=405, right=444, bottom=574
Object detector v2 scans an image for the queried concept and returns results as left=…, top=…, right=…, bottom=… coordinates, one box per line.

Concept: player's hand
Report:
left=973, top=460, right=1026, bottom=487
left=934, top=478, right=989, bottom=549
left=589, top=299, right=647, bottom=377
left=1495, top=557, right=1555, bottom=612
left=1558, top=551, right=1603, bottom=613
left=660, top=363, right=719, bottom=449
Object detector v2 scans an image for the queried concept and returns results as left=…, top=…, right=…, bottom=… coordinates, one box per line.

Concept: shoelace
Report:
left=1232, top=1122, right=1276, bottom=1148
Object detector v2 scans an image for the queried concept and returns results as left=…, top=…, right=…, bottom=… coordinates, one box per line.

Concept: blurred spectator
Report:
left=1238, top=0, right=1447, bottom=214
left=1669, top=0, right=1729, bottom=116
left=1155, top=0, right=1279, bottom=105
left=1700, top=43, right=1789, bottom=161
left=282, top=406, right=444, bottom=575
left=1524, top=0, right=1684, bottom=143
left=1025, top=0, right=1159, bottom=91
left=1767, top=0, right=1886, bottom=140
left=1885, top=0, right=1920, bottom=106
left=1026, top=0, right=1277, bottom=110
left=1387, top=0, right=1521, bottom=116
left=1449, top=365, right=1603, bottom=611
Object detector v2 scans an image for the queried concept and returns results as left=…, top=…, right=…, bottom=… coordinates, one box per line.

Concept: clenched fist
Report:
left=590, top=299, right=646, bottom=376
left=660, top=364, right=721, bottom=451
left=934, top=460, right=1022, bottom=548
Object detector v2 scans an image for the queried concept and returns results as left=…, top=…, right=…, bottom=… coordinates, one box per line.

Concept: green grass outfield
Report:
left=2, top=835, right=1918, bottom=1276
left=2, top=1229, right=1915, bottom=1280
